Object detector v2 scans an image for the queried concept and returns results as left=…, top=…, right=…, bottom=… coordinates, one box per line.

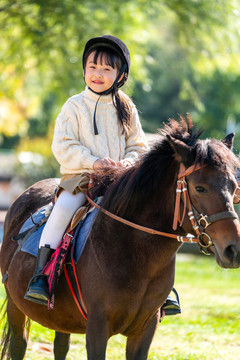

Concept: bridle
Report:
left=172, top=163, right=238, bottom=254
left=86, top=162, right=239, bottom=255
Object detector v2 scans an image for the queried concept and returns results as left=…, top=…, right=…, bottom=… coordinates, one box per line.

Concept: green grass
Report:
left=1, top=254, right=240, bottom=359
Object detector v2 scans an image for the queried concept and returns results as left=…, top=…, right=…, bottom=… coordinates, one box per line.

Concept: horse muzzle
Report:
left=223, top=243, right=240, bottom=268
left=198, top=228, right=240, bottom=268
left=213, top=241, right=240, bottom=269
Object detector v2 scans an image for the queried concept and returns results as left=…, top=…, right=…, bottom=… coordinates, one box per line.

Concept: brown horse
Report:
left=1, top=117, right=240, bottom=360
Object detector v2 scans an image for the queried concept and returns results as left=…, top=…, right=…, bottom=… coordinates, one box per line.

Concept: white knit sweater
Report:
left=52, top=87, right=148, bottom=175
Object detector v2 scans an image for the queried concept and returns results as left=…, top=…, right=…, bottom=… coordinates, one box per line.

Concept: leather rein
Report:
left=86, top=162, right=239, bottom=255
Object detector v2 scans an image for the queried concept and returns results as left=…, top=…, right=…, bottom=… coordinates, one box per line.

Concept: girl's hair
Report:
left=91, top=47, right=133, bottom=133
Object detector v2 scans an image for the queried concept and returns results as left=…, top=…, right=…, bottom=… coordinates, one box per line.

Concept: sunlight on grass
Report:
left=1, top=254, right=240, bottom=359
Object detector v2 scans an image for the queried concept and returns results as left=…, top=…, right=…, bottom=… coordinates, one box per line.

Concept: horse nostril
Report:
left=224, top=244, right=239, bottom=263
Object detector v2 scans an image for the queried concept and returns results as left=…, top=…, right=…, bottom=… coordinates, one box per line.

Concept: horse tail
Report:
left=0, top=296, right=31, bottom=360
left=0, top=298, right=11, bottom=360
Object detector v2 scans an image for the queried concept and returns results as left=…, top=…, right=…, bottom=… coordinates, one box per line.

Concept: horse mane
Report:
left=90, top=115, right=240, bottom=217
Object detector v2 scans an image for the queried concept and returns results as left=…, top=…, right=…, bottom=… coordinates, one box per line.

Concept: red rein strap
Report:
left=64, top=246, right=87, bottom=320
left=64, top=266, right=87, bottom=320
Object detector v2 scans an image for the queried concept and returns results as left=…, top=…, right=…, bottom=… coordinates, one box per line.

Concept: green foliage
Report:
left=16, top=155, right=59, bottom=188
left=132, top=28, right=195, bottom=131
left=1, top=0, right=240, bottom=177
left=193, top=70, right=240, bottom=146
left=27, top=93, right=58, bottom=138
left=14, top=135, right=60, bottom=187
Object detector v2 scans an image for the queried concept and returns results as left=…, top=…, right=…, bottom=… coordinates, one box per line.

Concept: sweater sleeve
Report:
left=123, top=105, right=149, bottom=164
left=51, top=100, right=99, bottom=172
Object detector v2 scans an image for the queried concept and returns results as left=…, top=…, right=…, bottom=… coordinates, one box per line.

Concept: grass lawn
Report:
left=1, top=253, right=240, bottom=359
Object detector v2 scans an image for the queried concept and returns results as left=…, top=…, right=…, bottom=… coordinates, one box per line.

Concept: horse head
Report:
left=167, top=117, right=240, bottom=268
left=89, top=115, right=240, bottom=269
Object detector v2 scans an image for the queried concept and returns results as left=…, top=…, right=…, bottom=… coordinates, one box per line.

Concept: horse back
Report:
left=0, top=178, right=59, bottom=274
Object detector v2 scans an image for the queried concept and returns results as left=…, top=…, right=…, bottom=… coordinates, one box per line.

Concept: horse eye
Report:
left=195, top=186, right=207, bottom=193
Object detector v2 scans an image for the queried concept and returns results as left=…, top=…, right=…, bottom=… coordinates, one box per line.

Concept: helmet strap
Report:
left=93, top=95, right=101, bottom=135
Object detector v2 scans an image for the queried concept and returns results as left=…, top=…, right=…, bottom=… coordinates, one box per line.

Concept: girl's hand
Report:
left=93, top=157, right=117, bottom=169
left=116, top=159, right=132, bottom=167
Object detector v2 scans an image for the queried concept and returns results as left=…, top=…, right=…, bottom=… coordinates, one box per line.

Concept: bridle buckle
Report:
left=198, top=232, right=213, bottom=255
left=198, top=214, right=211, bottom=229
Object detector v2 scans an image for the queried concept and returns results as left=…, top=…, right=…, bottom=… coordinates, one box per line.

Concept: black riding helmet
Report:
left=82, top=35, right=131, bottom=94
left=82, top=35, right=131, bottom=135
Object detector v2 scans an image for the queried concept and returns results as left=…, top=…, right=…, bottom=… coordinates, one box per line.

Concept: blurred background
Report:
left=1, top=0, right=240, bottom=242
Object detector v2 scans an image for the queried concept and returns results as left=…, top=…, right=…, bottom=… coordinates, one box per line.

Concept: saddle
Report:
left=11, top=198, right=99, bottom=315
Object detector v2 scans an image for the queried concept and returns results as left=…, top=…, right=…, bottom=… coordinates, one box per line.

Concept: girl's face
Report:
left=84, top=51, right=119, bottom=93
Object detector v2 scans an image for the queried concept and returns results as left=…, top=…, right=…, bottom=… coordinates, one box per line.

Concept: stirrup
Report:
left=24, top=274, right=49, bottom=306
left=24, top=245, right=54, bottom=306
left=162, top=288, right=181, bottom=316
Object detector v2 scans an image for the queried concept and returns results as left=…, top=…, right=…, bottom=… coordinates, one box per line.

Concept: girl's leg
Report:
left=25, top=190, right=86, bottom=305
left=39, top=190, right=86, bottom=249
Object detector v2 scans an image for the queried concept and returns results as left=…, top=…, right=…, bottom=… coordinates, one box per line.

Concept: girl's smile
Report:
left=84, top=51, right=119, bottom=93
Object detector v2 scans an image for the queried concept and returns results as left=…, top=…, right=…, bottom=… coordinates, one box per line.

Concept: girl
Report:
left=24, top=35, right=180, bottom=316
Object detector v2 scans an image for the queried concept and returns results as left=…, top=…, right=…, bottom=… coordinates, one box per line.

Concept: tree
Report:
left=131, top=1, right=240, bottom=152
left=0, top=0, right=239, bottom=156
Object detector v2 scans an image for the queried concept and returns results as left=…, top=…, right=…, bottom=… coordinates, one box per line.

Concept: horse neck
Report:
left=91, top=159, right=180, bottom=275
left=123, top=159, right=178, bottom=229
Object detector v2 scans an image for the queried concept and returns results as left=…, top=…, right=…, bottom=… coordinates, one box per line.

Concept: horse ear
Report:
left=222, top=133, right=234, bottom=150
left=167, top=135, right=193, bottom=163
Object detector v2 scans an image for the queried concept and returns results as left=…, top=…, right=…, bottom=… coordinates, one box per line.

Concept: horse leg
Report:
left=86, top=314, right=108, bottom=360
left=7, top=298, right=28, bottom=360
left=126, top=313, right=159, bottom=360
left=53, top=331, right=71, bottom=360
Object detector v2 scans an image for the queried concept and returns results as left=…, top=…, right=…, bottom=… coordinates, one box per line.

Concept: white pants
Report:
left=39, top=190, right=86, bottom=249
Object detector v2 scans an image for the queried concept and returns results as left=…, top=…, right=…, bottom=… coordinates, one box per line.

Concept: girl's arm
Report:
left=52, top=101, right=99, bottom=173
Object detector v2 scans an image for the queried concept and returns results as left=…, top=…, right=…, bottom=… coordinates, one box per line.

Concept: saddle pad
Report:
left=19, top=207, right=47, bottom=256
left=19, top=206, right=98, bottom=262
left=72, top=208, right=98, bottom=262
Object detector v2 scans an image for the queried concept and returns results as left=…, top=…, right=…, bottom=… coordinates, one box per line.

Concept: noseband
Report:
left=173, top=163, right=239, bottom=254
left=86, top=162, right=239, bottom=255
